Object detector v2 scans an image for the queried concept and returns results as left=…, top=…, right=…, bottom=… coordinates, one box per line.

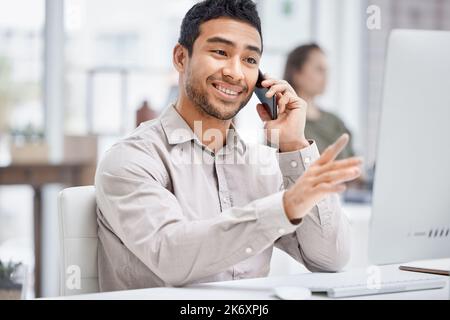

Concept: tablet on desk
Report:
left=399, top=259, right=450, bottom=276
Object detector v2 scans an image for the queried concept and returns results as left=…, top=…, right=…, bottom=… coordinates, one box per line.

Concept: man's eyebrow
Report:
left=206, top=36, right=262, bottom=56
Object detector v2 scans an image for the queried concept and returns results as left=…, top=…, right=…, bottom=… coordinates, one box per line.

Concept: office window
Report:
left=0, top=0, right=44, bottom=136
left=0, top=0, right=45, bottom=286
left=64, top=0, right=196, bottom=136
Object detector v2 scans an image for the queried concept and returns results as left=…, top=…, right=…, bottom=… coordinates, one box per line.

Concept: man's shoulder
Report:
left=96, top=118, right=169, bottom=177
left=110, top=118, right=169, bottom=155
left=127, top=117, right=168, bottom=147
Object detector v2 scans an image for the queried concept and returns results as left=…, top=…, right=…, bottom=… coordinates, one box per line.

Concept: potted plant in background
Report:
left=0, top=260, right=23, bottom=300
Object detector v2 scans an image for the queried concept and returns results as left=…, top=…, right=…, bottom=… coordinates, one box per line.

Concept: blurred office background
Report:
left=1, top=0, right=450, bottom=298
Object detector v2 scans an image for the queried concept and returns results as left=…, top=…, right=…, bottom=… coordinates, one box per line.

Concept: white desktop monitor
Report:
left=368, top=30, right=450, bottom=265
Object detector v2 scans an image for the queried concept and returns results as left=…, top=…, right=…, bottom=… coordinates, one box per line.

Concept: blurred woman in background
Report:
left=283, top=43, right=355, bottom=160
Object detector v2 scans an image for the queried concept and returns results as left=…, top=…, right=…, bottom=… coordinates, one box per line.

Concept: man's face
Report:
left=183, top=18, right=261, bottom=120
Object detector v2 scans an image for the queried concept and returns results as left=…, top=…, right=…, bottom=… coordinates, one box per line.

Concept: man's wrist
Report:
left=282, top=190, right=302, bottom=225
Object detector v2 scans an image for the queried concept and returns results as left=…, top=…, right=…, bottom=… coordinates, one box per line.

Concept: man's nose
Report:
left=223, top=57, right=245, bottom=82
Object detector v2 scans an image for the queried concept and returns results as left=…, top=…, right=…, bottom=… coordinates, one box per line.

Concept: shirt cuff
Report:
left=277, top=140, right=320, bottom=176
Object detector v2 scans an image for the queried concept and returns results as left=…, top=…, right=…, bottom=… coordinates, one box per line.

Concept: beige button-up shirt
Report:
left=95, top=104, right=351, bottom=292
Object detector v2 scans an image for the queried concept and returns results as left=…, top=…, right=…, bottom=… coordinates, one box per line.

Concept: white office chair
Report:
left=58, top=186, right=99, bottom=296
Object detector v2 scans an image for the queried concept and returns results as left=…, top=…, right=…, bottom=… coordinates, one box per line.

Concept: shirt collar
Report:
left=160, top=103, right=197, bottom=145
left=160, top=104, right=246, bottom=155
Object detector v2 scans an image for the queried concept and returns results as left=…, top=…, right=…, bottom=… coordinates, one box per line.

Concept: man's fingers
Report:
left=265, top=83, right=289, bottom=98
left=316, top=134, right=349, bottom=165
left=311, top=166, right=361, bottom=186
left=312, top=156, right=363, bottom=176
left=276, top=92, right=289, bottom=114
left=261, top=77, right=280, bottom=87
left=256, top=103, right=272, bottom=122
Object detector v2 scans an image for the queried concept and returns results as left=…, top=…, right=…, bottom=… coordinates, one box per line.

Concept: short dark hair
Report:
left=178, top=0, right=263, bottom=56
left=283, top=43, right=323, bottom=87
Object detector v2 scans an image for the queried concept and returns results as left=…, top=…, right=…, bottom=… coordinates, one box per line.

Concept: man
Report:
left=95, top=0, right=362, bottom=292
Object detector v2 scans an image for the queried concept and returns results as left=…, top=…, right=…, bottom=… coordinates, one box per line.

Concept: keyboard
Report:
left=194, top=265, right=448, bottom=299
left=301, top=267, right=447, bottom=298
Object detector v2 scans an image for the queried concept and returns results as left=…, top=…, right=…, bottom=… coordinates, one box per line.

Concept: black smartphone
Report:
left=254, top=69, right=277, bottom=120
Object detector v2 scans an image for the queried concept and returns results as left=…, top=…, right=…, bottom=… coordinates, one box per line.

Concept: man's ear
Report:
left=173, top=43, right=188, bottom=73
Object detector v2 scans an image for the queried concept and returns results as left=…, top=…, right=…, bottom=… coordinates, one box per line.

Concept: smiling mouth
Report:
left=212, top=83, right=242, bottom=97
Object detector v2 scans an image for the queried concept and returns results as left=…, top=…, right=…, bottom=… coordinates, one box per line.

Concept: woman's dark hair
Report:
left=283, top=43, right=323, bottom=88
left=178, top=0, right=263, bottom=56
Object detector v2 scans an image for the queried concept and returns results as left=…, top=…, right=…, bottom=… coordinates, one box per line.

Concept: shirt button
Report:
left=278, top=228, right=285, bottom=234
left=290, top=160, right=298, bottom=168
left=245, top=247, right=253, bottom=254
left=304, top=156, right=311, bottom=164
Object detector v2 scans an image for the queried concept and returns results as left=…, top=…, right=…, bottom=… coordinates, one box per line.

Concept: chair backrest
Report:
left=58, top=186, right=99, bottom=296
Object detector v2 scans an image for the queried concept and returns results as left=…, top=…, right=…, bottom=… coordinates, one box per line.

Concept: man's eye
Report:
left=212, top=50, right=227, bottom=56
left=246, top=57, right=258, bottom=64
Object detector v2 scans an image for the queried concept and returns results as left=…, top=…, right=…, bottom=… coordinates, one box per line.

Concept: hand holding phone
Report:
left=253, top=69, right=311, bottom=152
left=254, top=70, right=277, bottom=120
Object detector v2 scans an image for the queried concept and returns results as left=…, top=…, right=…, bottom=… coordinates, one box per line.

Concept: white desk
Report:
left=53, top=264, right=449, bottom=300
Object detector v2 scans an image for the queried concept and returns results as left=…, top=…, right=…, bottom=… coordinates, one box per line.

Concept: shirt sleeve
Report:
left=275, top=141, right=351, bottom=272
left=95, top=145, right=300, bottom=287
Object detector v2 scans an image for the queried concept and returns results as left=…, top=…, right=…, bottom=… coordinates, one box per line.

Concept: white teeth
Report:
left=215, top=84, right=238, bottom=96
